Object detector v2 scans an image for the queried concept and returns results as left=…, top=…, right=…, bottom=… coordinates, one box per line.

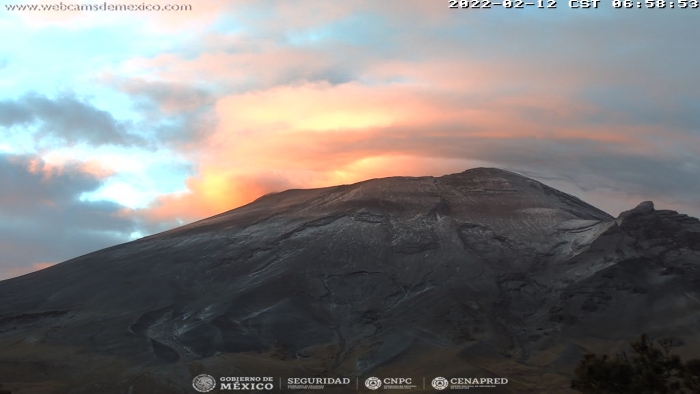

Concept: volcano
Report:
left=1, top=168, right=699, bottom=393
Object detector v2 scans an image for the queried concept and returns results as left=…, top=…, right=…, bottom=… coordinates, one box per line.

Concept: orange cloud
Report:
left=140, top=77, right=678, bottom=223
left=125, top=15, right=700, bottom=224
left=214, top=81, right=455, bottom=132
left=143, top=169, right=294, bottom=222
left=129, top=83, right=500, bottom=220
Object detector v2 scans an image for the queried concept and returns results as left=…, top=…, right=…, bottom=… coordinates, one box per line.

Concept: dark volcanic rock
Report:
left=0, top=168, right=699, bottom=393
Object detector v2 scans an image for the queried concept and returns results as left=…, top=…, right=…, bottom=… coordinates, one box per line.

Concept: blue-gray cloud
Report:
left=0, top=92, right=147, bottom=147
left=0, top=154, right=137, bottom=279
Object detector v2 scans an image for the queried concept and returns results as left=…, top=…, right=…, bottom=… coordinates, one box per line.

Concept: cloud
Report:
left=138, top=76, right=700, bottom=223
left=0, top=154, right=137, bottom=280
left=117, top=44, right=355, bottom=92
left=142, top=170, right=295, bottom=223
left=98, top=76, right=217, bottom=148
left=112, top=77, right=214, bottom=115
left=0, top=92, right=147, bottom=147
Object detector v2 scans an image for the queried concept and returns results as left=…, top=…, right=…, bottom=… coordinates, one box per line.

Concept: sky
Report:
left=1, top=0, right=699, bottom=280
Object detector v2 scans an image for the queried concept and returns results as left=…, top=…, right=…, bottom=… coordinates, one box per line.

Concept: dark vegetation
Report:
left=572, top=334, right=700, bottom=393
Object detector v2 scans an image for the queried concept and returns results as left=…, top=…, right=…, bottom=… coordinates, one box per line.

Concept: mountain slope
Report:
left=1, top=168, right=698, bottom=393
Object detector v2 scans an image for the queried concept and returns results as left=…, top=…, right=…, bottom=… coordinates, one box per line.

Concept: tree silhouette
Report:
left=572, top=334, right=700, bottom=393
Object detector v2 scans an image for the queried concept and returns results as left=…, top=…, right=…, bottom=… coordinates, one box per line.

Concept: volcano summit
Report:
left=1, top=168, right=699, bottom=393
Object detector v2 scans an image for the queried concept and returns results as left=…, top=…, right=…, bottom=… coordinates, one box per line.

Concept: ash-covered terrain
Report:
left=1, top=168, right=699, bottom=393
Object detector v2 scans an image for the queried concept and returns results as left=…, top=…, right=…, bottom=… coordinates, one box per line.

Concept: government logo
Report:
left=365, top=377, right=382, bottom=390
left=432, top=377, right=449, bottom=390
left=192, top=374, right=216, bottom=393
